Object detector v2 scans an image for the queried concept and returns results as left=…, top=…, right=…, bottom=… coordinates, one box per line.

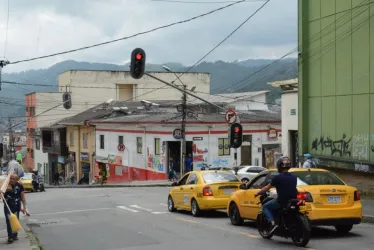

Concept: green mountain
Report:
left=0, top=58, right=297, bottom=123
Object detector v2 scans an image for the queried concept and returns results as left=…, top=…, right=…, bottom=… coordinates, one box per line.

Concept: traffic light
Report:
left=130, top=48, right=146, bottom=79
left=62, top=92, right=72, bottom=110
left=0, top=143, right=3, bottom=158
left=229, top=123, right=243, bottom=148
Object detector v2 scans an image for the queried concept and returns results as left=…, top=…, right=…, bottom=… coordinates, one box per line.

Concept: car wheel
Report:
left=335, top=225, right=353, bottom=234
left=241, top=178, right=249, bottom=184
left=191, top=199, right=201, bottom=217
left=229, top=203, right=244, bottom=225
left=168, top=196, right=176, bottom=212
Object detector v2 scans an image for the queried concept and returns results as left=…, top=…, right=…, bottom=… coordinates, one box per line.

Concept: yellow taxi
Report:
left=19, top=173, right=34, bottom=192
left=168, top=170, right=242, bottom=217
left=227, top=168, right=362, bottom=234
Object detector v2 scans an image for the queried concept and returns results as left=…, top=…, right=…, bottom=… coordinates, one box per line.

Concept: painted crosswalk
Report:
left=116, top=204, right=168, bottom=215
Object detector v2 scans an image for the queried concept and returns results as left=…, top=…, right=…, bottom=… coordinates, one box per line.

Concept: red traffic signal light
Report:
left=130, top=48, right=146, bottom=79
left=230, top=123, right=242, bottom=148
left=136, top=53, right=142, bottom=60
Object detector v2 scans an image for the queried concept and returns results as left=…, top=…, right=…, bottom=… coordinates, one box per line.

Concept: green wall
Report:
left=298, top=0, right=374, bottom=171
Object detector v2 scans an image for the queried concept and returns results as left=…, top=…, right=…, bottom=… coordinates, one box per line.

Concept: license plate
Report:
left=224, top=189, right=233, bottom=195
left=299, top=205, right=312, bottom=212
left=327, top=196, right=341, bottom=203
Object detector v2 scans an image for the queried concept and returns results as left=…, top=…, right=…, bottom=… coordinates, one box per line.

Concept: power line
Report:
left=8, top=0, right=246, bottom=65
left=213, top=0, right=370, bottom=94
left=119, top=0, right=271, bottom=103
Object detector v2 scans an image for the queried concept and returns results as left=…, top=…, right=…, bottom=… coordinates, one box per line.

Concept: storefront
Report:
left=80, top=152, right=90, bottom=183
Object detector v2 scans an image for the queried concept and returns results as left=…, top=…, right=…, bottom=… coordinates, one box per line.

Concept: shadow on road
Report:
left=310, top=226, right=362, bottom=239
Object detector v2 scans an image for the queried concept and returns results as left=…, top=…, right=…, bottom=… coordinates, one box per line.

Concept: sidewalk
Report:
left=0, top=205, right=39, bottom=249
left=45, top=180, right=172, bottom=188
left=362, top=198, right=374, bottom=223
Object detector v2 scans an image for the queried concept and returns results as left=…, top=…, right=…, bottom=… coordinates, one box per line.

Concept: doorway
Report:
left=241, top=146, right=252, bottom=165
left=167, top=141, right=193, bottom=177
left=168, top=141, right=181, bottom=175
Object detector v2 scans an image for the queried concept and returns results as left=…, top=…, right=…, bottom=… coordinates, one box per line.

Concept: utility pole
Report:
left=181, top=85, right=187, bottom=176
left=8, top=117, right=15, bottom=160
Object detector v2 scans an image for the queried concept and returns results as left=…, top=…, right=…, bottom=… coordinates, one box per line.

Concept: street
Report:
left=1, top=187, right=370, bottom=250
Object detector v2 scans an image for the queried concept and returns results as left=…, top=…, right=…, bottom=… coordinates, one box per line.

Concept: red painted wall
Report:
left=103, top=164, right=167, bottom=184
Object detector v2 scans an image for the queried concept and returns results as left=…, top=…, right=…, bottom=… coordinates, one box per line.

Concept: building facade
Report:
left=92, top=113, right=281, bottom=184
left=298, top=0, right=374, bottom=173
left=58, top=70, right=210, bottom=107
left=271, top=79, right=298, bottom=167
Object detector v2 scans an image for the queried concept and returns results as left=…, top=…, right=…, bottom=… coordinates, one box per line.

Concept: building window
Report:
left=154, top=138, right=160, bottom=155
left=218, top=138, right=230, bottom=156
left=35, top=139, right=40, bottom=150
left=29, top=107, right=35, bottom=116
left=243, top=134, right=252, bottom=142
left=70, top=132, right=74, bottom=147
left=83, top=133, right=88, bottom=149
left=137, top=137, right=142, bottom=154
left=100, top=135, right=104, bottom=149
left=118, top=136, right=124, bottom=145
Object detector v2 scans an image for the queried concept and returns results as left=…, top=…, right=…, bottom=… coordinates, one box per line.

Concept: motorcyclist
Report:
left=255, top=156, right=297, bottom=234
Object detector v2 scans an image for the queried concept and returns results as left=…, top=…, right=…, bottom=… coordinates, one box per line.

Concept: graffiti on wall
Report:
left=147, top=154, right=164, bottom=172
left=212, top=158, right=229, bottom=167
left=311, top=133, right=374, bottom=162
left=352, top=134, right=369, bottom=160
left=311, top=134, right=351, bottom=157
left=193, top=143, right=208, bottom=170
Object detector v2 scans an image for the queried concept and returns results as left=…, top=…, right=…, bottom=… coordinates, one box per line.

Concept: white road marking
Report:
left=129, top=205, right=152, bottom=212
left=151, top=212, right=169, bottom=214
left=117, top=206, right=139, bottom=213
left=31, top=207, right=113, bottom=216
left=159, top=203, right=168, bottom=206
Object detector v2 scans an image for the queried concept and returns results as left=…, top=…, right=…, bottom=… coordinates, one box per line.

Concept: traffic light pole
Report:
left=181, top=85, right=187, bottom=176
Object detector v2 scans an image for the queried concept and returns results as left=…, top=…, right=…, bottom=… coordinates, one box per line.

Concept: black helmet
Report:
left=276, top=156, right=291, bottom=172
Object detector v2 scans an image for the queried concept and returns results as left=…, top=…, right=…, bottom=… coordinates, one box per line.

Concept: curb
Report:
left=24, top=226, right=41, bottom=250
left=45, top=184, right=172, bottom=188
left=363, top=215, right=374, bottom=224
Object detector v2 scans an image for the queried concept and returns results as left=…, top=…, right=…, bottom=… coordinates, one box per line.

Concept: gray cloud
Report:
left=1, top=0, right=297, bottom=73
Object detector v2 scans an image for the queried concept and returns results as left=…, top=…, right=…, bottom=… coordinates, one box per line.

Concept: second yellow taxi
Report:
left=227, top=168, right=362, bottom=234
left=168, top=170, right=241, bottom=217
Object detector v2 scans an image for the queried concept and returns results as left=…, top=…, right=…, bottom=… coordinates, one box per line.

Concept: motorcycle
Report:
left=256, top=191, right=311, bottom=247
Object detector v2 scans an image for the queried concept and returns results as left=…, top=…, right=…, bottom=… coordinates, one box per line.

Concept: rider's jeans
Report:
left=262, top=199, right=280, bottom=223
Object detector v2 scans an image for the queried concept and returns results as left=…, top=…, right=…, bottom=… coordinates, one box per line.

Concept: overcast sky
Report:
left=0, top=0, right=297, bottom=73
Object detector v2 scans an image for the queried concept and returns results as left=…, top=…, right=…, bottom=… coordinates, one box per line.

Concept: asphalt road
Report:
left=11, top=187, right=374, bottom=250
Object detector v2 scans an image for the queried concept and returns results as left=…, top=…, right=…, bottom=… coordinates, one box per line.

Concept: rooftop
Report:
left=269, top=78, right=298, bottom=91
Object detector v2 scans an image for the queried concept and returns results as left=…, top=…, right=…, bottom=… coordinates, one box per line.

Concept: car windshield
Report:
left=202, top=172, right=239, bottom=183
left=21, top=174, right=33, bottom=180
left=292, top=171, right=345, bottom=186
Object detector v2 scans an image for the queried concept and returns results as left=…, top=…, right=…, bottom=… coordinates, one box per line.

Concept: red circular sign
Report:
left=118, top=144, right=125, bottom=151
left=225, top=109, right=237, bottom=124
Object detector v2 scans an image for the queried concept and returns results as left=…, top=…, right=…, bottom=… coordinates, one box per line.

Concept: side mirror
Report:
left=239, top=183, right=247, bottom=190
left=171, top=182, right=178, bottom=186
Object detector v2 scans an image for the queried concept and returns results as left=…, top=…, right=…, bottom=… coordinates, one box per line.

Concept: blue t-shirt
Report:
left=270, top=172, right=297, bottom=207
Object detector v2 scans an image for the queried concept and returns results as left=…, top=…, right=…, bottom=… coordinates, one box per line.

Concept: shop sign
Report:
left=268, top=129, right=277, bottom=138
left=81, top=152, right=90, bottom=162
left=173, top=129, right=183, bottom=139
left=108, top=154, right=122, bottom=165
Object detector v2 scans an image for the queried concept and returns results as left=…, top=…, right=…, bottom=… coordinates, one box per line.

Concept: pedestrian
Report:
left=53, top=171, right=60, bottom=186
left=185, top=154, right=193, bottom=173
left=69, top=170, right=75, bottom=185
left=168, top=158, right=174, bottom=181
left=1, top=173, right=30, bottom=244
left=302, top=153, right=316, bottom=168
